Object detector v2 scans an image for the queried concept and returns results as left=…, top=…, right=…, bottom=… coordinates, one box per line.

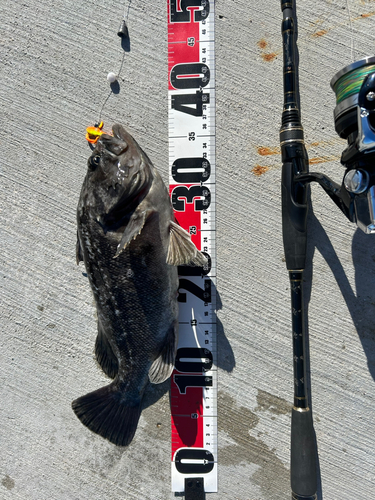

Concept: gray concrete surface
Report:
left=2, top=0, right=375, bottom=499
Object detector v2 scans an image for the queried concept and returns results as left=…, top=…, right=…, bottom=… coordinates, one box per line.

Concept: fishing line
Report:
left=311, top=0, right=355, bottom=62
left=311, top=2, right=330, bottom=34
left=97, top=0, right=132, bottom=124
left=346, top=0, right=355, bottom=62
left=123, top=0, right=132, bottom=21
left=333, top=63, right=375, bottom=104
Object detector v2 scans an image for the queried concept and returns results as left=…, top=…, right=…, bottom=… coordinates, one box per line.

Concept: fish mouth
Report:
left=93, top=124, right=150, bottom=199
left=98, top=126, right=129, bottom=157
left=112, top=124, right=132, bottom=143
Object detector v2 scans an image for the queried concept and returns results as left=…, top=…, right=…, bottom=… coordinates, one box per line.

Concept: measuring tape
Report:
left=168, top=0, right=217, bottom=494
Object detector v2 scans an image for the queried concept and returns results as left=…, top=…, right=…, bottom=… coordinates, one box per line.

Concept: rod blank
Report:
left=280, top=1, right=318, bottom=498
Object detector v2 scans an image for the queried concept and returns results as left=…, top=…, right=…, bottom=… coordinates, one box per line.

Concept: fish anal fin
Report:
left=95, top=322, right=119, bottom=379
left=114, top=208, right=153, bottom=258
left=72, top=381, right=142, bottom=447
left=148, top=322, right=178, bottom=384
left=167, top=220, right=207, bottom=266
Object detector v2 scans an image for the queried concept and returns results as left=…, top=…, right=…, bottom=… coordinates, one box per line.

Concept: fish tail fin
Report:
left=72, top=382, right=142, bottom=446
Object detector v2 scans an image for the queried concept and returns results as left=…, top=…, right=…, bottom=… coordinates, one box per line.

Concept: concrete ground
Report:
left=2, top=0, right=375, bottom=498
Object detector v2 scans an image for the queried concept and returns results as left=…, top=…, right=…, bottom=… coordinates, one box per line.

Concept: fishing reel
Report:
left=301, top=56, right=375, bottom=234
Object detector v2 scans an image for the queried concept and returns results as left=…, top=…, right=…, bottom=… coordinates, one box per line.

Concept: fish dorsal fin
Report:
left=167, top=220, right=207, bottom=266
left=114, top=208, right=152, bottom=258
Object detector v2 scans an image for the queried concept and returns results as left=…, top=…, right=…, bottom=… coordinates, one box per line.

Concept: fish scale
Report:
left=80, top=214, right=176, bottom=355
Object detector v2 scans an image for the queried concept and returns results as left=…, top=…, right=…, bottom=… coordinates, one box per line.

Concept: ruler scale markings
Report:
left=168, top=0, right=217, bottom=494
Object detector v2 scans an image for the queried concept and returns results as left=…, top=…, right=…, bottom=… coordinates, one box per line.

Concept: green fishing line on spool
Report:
left=333, top=64, right=375, bottom=104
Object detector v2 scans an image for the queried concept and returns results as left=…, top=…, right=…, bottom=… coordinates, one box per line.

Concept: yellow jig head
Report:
left=85, top=122, right=112, bottom=144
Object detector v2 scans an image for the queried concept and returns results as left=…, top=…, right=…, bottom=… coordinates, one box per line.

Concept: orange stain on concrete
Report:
left=257, top=146, right=279, bottom=156
left=257, top=38, right=277, bottom=62
left=252, top=165, right=269, bottom=176
left=262, top=52, right=277, bottom=62
left=309, top=156, right=337, bottom=165
left=313, top=29, right=328, bottom=37
left=258, top=38, right=267, bottom=49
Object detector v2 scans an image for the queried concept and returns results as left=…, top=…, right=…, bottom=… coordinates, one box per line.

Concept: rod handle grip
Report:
left=281, top=158, right=308, bottom=270
left=291, top=407, right=317, bottom=497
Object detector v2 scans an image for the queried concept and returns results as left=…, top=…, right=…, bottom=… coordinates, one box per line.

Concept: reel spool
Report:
left=331, top=56, right=375, bottom=162
left=329, top=57, right=375, bottom=233
left=331, top=56, right=375, bottom=140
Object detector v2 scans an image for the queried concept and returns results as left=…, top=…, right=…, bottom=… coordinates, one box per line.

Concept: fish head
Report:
left=84, top=124, right=152, bottom=218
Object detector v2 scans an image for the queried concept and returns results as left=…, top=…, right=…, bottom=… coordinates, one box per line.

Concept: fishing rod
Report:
left=280, top=0, right=375, bottom=498
left=280, top=1, right=317, bottom=498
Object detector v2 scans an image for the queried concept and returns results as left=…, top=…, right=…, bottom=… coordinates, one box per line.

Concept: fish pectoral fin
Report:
left=114, top=208, right=153, bottom=258
left=76, top=234, right=83, bottom=264
left=95, top=321, right=119, bottom=379
left=148, top=322, right=178, bottom=384
left=72, top=381, right=142, bottom=447
left=167, top=220, right=208, bottom=266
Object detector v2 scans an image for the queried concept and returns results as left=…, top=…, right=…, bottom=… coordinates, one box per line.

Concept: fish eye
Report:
left=89, top=155, right=101, bottom=170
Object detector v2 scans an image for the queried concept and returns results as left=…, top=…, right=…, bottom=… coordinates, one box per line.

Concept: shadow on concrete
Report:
left=110, top=80, right=120, bottom=94
left=142, top=282, right=234, bottom=413
left=302, top=204, right=375, bottom=500
left=305, top=206, right=375, bottom=380
left=141, top=282, right=232, bottom=498
left=120, top=34, right=131, bottom=53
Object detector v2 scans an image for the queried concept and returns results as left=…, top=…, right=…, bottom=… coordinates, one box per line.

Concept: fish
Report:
left=72, top=124, right=206, bottom=446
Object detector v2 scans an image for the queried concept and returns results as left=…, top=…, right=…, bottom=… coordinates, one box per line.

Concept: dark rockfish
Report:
left=72, top=124, right=206, bottom=446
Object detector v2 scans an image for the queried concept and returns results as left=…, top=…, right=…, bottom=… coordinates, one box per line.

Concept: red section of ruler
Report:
left=171, top=384, right=204, bottom=458
left=169, top=184, right=202, bottom=250
left=168, top=4, right=200, bottom=90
